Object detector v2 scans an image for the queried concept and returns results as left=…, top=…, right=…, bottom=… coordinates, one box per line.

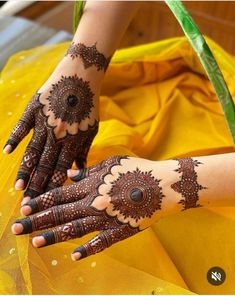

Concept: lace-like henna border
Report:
left=66, top=42, right=111, bottom=72
left=170, top=157, right=207, bottom=210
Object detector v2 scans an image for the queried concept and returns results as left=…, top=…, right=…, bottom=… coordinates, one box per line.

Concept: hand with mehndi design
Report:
left=13, top=151, right=235, bottom=261
left=12, top=152, right=235, bottom=261
left=3, top=1, right=142, bottom=205
left=3, top=55, right=103, bottom=204
left=11, top=156, right=163, bottom=260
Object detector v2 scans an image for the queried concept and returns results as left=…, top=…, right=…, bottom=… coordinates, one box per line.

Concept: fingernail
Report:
left=20, top=205, right=31, bottom=216
left=3, top=144, right=11, bottom=154
left=15, top=179, right=24, bottom=190
left=21, top=196, right=31, bottom=206
left=32, top=236, right=46, bottom=248
left=67, top=169, right=78, bottom=177
left=71, top=252, right=81, bottom=261
left=11, top=223, right=23, bottom=234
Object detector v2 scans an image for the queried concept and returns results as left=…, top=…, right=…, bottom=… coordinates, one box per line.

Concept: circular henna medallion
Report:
left=47, top=75, right=94, bottom=124
left=108, top=168, right=164, bottom=222
left=180, top=177, right=203, bottom=199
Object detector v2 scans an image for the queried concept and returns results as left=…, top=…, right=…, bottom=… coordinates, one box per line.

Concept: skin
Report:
left=11, top=152, right=235, bottom=261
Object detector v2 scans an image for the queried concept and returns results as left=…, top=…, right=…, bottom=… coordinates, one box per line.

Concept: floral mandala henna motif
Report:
left=41, top=74, right=94, bottom=126
left=66, top=42, right=111, bottom=72
left=171, top=157, right=207, bottom=210
left=108, top=168, right=164, bottom=223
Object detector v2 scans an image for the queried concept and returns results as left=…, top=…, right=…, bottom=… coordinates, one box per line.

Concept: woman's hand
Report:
left=3, top=0, right=142, bottom=205
left=11, top=155, right=169, bottom=261
left=12, top=151, right=235, bottom=261
left=3, top=55, right=104, bottom=203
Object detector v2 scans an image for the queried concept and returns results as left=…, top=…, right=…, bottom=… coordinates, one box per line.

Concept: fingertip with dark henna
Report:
left=21, top=197, right=39, bottom=215
left=15, top=172, right=30, bottom=190
left=12, top=217, right=32, bottom=234
left=70, top=169, right=87, bottom=182
left=71, top=246, right=87, bottom=261
left=3, top=139, right=17, bottom=154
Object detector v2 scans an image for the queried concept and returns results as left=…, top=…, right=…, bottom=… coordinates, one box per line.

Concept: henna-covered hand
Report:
left=3, top=46, right=108, bottom=202
left=11, top=155, right=207, bottom=261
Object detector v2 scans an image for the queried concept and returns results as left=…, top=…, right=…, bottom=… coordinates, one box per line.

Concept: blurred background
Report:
left=0, top=1, right=235, bottom=69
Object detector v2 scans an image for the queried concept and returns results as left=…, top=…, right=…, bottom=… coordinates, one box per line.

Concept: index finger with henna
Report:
left=20, top=179, right=91, bottom=216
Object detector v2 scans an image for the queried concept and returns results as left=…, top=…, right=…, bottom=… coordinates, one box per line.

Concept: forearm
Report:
left=151, top=152, right=235, bottom=222
left=60, top=1, right=140, bottom=83
left=74, top=1, right=141, bottom=57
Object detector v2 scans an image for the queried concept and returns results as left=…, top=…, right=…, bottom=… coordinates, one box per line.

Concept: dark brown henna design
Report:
left=73, top=225, right=139, bottom=259
left=4, top=93, right=41, bottom=151
left=27, top=188, right=62, bottom=214
left=16, top=147, right=40, bottom=184
left=16, top=156, right=165, bottom=262
left=23, top=142, right=62, bottom=198
left=39, top=216, right=110, bottom=246
left=108, top=168, right=164, bottom=222
left=44, top=75, right=94, bottom=126
left=17, top=156, right=127, bottom=233
left=5, top=69, right=99, bottom=201
left=15, top=112, right=47, bottom=187
left=66, top=42, right=111, bottom=72
left=13, top=155, right=171, bottom=263
left=171, top=158, right=207, bottom=210
left=71, top=155, right=127, bottom=182
left=15, top=217, right=32, bottom=234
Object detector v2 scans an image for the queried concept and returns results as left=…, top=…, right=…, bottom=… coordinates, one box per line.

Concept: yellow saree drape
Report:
left=1, top=36, right=235, bottom=295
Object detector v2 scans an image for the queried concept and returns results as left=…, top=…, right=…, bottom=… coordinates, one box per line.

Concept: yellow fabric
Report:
left=1, top=36, right=235, bottom=294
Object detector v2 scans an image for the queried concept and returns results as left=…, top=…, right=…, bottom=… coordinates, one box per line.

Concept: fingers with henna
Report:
left=23, top=142, right=61, bottom=199
left=3, top=120, right=32, bottom=154
left=68, top=157, right=109, bottom=182
left=3, top=93, right=39, bottom=154
left=71, top=225, right=138, bottom=261
left=20, top=183, right=87, bottom=216
left=31, top=216, right=108, bottom=248
left=44, top=145, right=75, bottom=191
left=12, top=200, right=89, bottom=234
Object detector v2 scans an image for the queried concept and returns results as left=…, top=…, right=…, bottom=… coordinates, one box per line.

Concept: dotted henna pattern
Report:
left=66, top=42, right=111, bottom=72
left=171, top=157, right=207, bottom=210
left=45, top=75, right=94, bottom=125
